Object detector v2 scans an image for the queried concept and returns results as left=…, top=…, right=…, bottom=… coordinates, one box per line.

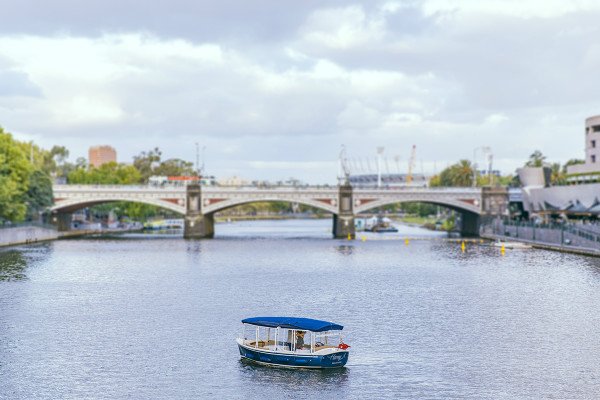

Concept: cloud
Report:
left=0, top=1, right=599, bottom=183
left=0, top=67, right=42, bottom=98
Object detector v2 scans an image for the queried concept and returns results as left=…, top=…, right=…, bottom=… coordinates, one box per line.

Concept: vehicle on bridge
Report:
left=237, top=317, right=350, bottom=369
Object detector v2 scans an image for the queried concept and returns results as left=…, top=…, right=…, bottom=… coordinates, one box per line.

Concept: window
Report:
left=592, top=155, right=596, bottom=163
left=593, top=125, right=600, bottom=133
left=592, top=140, right=597, bottom=148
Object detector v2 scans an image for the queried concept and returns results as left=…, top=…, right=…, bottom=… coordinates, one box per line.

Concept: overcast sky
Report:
left=1, top=0, right=600, bottom=183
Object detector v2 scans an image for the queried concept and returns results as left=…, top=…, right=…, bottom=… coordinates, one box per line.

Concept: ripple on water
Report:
left=1, top=219, right=600, bottom=399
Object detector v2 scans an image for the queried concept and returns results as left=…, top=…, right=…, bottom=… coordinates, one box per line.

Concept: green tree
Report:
left=67, top=162, right=141, bottom=184
left=0, top=128, right=32, bottom=222
left=133, top=148, right=197, bottom=183
left=133, top=147, right=162, bottom=182
left=525, top=150, right=546, bottom=167
left=154, top=158, right=196, bottom=177
left=24, top=170, right=53, bottom=220
left=433, top=160, right=474, bottom=187
left=549, top=162, right=565, bottom=185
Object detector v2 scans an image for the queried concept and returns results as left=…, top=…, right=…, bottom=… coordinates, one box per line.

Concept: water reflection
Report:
left=2, top=219, right=600, bottom=399
left=238, top=359, right=349, bottom=391
left=335, top=245, right=355, bottom=255
left=0, top=250, right=27, bottom=281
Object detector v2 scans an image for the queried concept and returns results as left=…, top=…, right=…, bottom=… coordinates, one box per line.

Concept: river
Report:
left=1, top=219, right=600, bottom=399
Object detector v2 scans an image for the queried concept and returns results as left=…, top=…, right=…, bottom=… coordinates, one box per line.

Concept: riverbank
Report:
left=0, top=225, right=143, bottom=248
left=481, top=233, right=600, bottom=258
left=0, top=225, right=59, bottom=247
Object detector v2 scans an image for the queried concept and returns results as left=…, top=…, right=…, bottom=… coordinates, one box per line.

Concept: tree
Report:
left=133, top=147, right=162, bottom=182
left=24, top=170, right=53, bottom=220
left=154, top=158, right=195, bottom=177
left=67, top=162, right=141, bottom=184
left=550, top=162, right=565, bottom=185
left=434, top=160, right=475, bottom=187
left=0, top=128, right=32, bottom=222
left=133, top=148, right=196, bottom=183
left=525, top=150, right=546, bottom=167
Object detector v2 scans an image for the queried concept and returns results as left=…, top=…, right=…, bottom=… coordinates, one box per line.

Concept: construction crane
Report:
left=407, top=145, right=417, bottom=184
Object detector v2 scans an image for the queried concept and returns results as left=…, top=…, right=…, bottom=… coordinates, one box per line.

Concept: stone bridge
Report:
left=51, top=184, right=509, bottom=238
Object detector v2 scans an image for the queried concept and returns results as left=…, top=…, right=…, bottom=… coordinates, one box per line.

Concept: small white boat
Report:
left=492, top=241, right=532, bottom=249
left=237, top=317, right=350, bottom=369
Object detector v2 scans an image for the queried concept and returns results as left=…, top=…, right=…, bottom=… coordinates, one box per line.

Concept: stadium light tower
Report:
left=377, top=146, right=385, bottom=188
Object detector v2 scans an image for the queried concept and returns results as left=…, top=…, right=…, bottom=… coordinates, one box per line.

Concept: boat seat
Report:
left=313, top=345, right=338, bottom=352
left=247, top=340, right=276, bottom=348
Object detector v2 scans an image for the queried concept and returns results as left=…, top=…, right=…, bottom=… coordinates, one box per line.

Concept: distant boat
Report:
left=366, top=216, right=398, bottom=233
left=491, top=240, right=532, bottom=249
left=237, top=317, right=350, bottom=369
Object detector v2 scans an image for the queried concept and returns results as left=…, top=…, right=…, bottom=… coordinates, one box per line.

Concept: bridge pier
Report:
left=459, top=213, right=480, bottom=237
left=50, top=212, right=72, bottom=232
left=333, top=183, right=355, bottom=239
left=184, top=184, right=214, bottom=239
left=459, top=187, right=509, bottom=236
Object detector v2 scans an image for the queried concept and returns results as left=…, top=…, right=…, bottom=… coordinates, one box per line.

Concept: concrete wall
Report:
left=517, top=167, right=551, bottom=188
left=0, top=226, right=59, bottom=247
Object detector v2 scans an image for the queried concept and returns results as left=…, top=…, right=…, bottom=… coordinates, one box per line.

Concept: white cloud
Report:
left=1, top=1, right=600, bottom=182
left=422, top=0, right=600, bottom=19
left=300, top=5, right=385, bottom=49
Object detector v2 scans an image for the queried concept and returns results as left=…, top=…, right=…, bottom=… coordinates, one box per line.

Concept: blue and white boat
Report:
left=237, top=317, right=350, bottom=369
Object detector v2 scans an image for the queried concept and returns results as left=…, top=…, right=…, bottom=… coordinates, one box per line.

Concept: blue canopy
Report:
left=242, top=317, right=343, bottom=332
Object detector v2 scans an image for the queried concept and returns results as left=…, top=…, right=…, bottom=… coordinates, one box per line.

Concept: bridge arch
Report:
left=354, top=196, right=481, bottom=236
left=202, top=196, right=338, bottom=215
left=354, top=197, right=481, bottom=216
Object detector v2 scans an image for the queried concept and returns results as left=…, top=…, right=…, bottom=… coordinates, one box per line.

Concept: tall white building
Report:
left=567, top=115, right=600, bottom=176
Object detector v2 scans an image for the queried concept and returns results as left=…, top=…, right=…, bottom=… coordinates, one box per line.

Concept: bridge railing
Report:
left=497, top=218, right=600, bottom=244
left=53, top=184, right=481, bottom=192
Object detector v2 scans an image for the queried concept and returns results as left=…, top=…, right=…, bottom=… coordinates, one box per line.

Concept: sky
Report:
left=1, top=0, right=600, bottom=183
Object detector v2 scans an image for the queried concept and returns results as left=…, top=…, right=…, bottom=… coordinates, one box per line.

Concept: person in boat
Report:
left=295, top=331, right=306, bottom=351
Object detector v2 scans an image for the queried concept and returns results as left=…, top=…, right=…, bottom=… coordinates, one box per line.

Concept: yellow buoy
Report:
left=361, top=236, right=366, bottom=242
left=347, top=233, right=352, bottom=240
left=461, top=241, right=466, bottom=253
left=501, top=243, right=506, bottom=255
left=405, top=238, right=409, bottom=245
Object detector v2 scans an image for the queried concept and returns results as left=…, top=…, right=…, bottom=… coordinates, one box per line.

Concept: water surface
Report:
left=1, top=219, right=600, bottom=399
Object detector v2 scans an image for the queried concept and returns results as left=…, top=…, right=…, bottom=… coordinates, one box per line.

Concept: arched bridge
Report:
left=51, top=184, right=508, bottom=238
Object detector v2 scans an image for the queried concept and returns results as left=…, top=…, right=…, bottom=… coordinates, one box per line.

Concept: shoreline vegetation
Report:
left=0, top=124, right=588, bottom=237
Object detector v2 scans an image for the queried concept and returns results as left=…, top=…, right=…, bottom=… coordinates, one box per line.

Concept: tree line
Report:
left=1, top=123, right=585, bottom=223
left=428, top=150, right=584, bottom=188
left=0, top=128, right=198, bottom=223
left=1, top=128, right=53, bottom=222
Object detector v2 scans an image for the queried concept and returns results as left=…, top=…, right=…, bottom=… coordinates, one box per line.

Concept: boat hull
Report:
left=238, top=344, right=349, bottom=369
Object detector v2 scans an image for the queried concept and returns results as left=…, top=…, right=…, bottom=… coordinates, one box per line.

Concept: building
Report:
left=566, top=115, right=600, bottom=178
left=89, top=145, right=117, bottom=168
left=217, top=176, right=249, bottom=186
left=516, top=114, right=600, bottom=219
left=348, top=173, right=428, bottom=188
